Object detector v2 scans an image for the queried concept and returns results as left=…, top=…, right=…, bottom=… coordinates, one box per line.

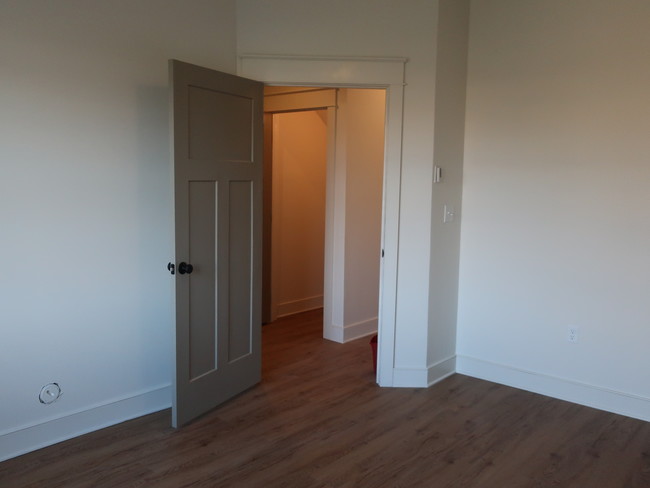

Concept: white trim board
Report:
left=456, top=355, right=650, bottom=423
left=239, top=55, right=407, bottom=86
left=392, top=356, right=456, bottom=388
left=324, top=317, right=378, bottom=344
left=0, top=385, right=171, bottom=462
left=276, top=295, right=323, bottom=318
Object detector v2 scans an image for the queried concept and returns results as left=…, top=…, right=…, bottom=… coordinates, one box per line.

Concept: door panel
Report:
left=170, top=60, right=263, bottom=427
left=228, top=180, right=253, bottom=362
left=187, top=86, right=253, bottom=161
left=188, top=181, right=217, bottom=380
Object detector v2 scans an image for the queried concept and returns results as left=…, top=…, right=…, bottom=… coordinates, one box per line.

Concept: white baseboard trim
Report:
left=323, top=317, right=377, bottom=343
left=392, top=356, right=456, bottom=388
left=323, top=324, right=345, bottom=343
left=428, top=356, right=457, bottom=387
left=276, top=295, right=323, bottom=318
left=0, top=384, right=171, bottom=462
left=456, top=355, right=650, bottom=422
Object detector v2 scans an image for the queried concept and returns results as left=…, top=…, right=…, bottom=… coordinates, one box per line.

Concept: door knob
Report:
left=167, top=262, right=175, bottom=275
left=178, top=262, right=194, bottom=275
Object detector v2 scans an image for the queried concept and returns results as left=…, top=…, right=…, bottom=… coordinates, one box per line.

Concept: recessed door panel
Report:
left=188, top=180, right=217, bottom=380
left=187, top=86, right=253, bottom=162
left=228, top=180, right=253, bottom=362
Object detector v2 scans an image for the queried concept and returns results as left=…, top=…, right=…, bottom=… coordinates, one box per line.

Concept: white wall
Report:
left=341, top=89, right=385, bottom=339
left=237, top=0, right=450, bottom=382
left=0, top=0, right=237, bottom=460
left=272, top=111, right=327, bottom=317
left=458, top=0, right=650, bottom=420
left=427, top=0, right=470, bottom=379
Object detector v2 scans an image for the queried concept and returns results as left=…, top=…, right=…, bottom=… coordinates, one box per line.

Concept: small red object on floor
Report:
left=370, top=334, right=378, bottom=373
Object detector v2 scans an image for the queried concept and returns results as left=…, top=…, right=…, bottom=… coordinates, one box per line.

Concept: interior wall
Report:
left=458, top=0, right=650, bottom=420
left=340, top=89, right=385, bottom=339
left=237, top=0, right=445, bottom=380
left=427, top=0, right=470, bottom=376
left=271, top=111, right=328, bottom=317
left=0, top=0, right=237, bottom=461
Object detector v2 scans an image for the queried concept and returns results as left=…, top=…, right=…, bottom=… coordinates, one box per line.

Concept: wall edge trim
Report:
left=392, top=356, right=456, bottom=388
left=323, top=317, right=378, bottom=344
left=276, top=295, right=323, bottom=318
left=0, top=385, right=171, bottom=462
left=456, top=355, right=650, bottom=422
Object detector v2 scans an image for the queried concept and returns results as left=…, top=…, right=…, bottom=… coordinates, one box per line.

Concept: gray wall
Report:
left=458, top=0, right=650, bottom=419
left=0, top=0, right=238, bottom=460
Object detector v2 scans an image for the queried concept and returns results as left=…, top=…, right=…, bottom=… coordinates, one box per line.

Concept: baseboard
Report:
left=0, top=384, right=171, bottom=462
left=323, top=317, right=377, bottom=343
left=428, top=356, right=457, bottom=386
left=456, top=355, right=650, bottom=422
left=276, top=295, right=323, bottom=318
left=392, top=356, right=456, bottom=388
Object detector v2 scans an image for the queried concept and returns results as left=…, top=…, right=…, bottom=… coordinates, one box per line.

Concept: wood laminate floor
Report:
left=2, top=309, right=649, bottom=487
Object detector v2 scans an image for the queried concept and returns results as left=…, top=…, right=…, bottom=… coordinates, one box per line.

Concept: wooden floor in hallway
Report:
left=2, top=308, right=650, bottom=487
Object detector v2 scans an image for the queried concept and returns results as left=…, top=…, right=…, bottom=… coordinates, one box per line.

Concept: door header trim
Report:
left=239, top=54, right=407, bottom=87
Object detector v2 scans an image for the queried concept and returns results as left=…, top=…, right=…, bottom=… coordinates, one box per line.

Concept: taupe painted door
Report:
left=169, top=60, right=263, bottom=427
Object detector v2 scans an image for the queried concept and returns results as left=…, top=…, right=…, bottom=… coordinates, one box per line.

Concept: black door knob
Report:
left=167, top=262, right=175, bottom=275
left=178, top=262, right=194, bottom=275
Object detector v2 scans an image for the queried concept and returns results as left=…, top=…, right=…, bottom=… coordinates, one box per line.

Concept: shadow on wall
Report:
left=135, top=85, right=174, bottom=381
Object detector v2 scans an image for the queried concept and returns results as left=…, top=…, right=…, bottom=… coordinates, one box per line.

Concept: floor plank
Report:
left=1, top=309, right=649, bottom=487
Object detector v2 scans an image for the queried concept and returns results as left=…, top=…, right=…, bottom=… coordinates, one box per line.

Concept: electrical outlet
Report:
left=567, top=327, right=579, bottom=344
left=39, top=383, right=62, bottom=404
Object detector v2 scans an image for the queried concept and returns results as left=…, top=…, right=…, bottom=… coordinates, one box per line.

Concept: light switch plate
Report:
left=443, top=204, right=454, bottom=223
left=433, top=166, right=442, bottom=183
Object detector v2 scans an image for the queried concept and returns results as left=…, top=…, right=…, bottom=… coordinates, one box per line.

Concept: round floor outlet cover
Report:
left=39, top=383, right=62, bottom=404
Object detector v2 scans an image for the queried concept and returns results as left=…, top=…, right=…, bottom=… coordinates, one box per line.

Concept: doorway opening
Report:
left=239, top=53, right=406, bottom=387
left=262, top=86, right=387, bottom=352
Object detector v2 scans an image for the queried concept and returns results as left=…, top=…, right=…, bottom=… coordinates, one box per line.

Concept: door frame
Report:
left=239, top=55, right=406, bottom=387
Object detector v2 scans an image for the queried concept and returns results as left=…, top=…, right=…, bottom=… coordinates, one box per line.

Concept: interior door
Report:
left=169, top=60, right=263, bottom=427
